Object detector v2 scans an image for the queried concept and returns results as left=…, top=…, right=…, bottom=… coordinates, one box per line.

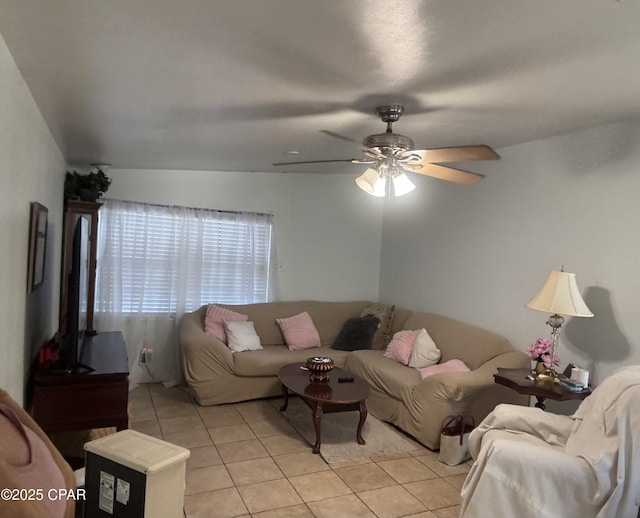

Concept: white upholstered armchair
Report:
left=460, top=365, right=640, bottom=518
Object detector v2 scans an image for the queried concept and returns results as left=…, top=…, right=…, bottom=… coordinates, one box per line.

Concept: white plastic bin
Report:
left=84, top=429, right=190, bottom=518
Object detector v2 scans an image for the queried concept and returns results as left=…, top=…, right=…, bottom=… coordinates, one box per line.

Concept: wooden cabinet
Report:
left=60, top=200, right=101, bottom=334
left=31, top=332, right=129, bottom=433
left=32, top=202, right=129, bottom=439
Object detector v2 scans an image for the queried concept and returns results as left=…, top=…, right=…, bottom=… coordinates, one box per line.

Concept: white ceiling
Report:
left=1, top=0, right=639, bottom=174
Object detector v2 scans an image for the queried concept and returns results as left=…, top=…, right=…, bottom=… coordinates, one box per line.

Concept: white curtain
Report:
left=94, top=199, right=274, bottom=386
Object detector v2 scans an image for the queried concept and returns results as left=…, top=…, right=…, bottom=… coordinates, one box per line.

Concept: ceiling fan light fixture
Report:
left=371, top=176, right=387, bottom=197
left=355, top=167, right=380, bottom=194
left=392, top=171, right=416, bottom=196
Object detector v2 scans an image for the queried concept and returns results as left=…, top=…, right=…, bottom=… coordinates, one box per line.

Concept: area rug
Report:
left=281, top=398, right=418, bottom=464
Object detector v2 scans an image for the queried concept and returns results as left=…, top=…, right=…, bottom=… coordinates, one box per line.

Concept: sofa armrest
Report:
left=179, top=312, right=234, bottom=380
left=415, top=351, right=530, bottom=402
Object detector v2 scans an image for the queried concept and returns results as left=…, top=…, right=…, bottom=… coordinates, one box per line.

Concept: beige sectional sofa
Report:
left=180, top=300, right=529, bottom=449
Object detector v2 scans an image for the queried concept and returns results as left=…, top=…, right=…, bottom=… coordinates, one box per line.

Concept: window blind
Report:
left=95, top=200, right=273, bottom=314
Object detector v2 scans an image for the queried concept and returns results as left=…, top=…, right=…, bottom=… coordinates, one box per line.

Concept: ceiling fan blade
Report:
left=273, top=158, right=359, bottom=166
left=319, top=130, right=358, bottom=144
left=405, top=163, right=485, bottom=185
left=319, top=130, right=386, bottom=160
left=405, top=145, right=499, bottom=163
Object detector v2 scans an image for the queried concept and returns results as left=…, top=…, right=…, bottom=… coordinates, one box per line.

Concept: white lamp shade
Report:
left=392, top=172, right=416, bottom=196
left=526, top=270, right=593, bottom=317
left=356, top=168, right=387, bottom=197
left=371, top=176, right=387, bottom=197
left=355, top=167, right=379, bottom=194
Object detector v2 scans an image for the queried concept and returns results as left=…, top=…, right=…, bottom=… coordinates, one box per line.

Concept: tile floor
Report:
left=129, top=384, right=470, bottom=518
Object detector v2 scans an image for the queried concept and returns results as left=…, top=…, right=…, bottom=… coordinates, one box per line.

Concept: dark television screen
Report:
left=60, top=216, right=91, bottom=371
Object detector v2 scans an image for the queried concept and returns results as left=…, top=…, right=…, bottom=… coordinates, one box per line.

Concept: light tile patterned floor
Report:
left=129, top=384, right=469, bottom=518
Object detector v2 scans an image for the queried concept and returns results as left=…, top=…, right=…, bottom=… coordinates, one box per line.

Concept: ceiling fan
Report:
left=273, top=104, right=500, bottom=197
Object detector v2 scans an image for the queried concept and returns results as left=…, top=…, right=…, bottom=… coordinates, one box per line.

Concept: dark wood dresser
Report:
left=30, top=331, right=129, bottom=433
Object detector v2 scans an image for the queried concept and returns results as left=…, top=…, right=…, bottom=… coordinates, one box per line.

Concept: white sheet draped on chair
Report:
left=94, top=199, right=275, bottom=386
left=460, top=365, right=640, bottom=518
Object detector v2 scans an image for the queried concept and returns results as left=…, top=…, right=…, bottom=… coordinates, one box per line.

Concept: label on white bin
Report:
left=116, top=478, right=130, bottom=505
left=99, top=471, right=114, bottom=514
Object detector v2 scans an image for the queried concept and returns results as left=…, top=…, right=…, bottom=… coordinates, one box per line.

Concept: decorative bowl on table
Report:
left=306, top=357, right=334, bottom=382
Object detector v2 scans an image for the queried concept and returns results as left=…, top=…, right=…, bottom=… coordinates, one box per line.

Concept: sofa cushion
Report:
left=332, top=316, right=380, bottom=351
left=225, top=321, right=262, bottom=353
left=389, top=307, right=413, bottom=335
left=360, top=303, right=395, bottom=350
left=401, top=312, right=515, bottom=370
left=214, top=301, right=372, bottom=346
left=408, top=329, right=441, bottom=369
left=276, top=311, right=322, bottom=351
left=232, top=345, right=350, bottom=377
left=205, top=304, right=248, bottom=343
left=384, top=329, right=420, bottom=365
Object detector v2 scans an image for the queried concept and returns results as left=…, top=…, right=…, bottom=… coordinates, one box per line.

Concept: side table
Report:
left=493, top=367, right=591, bottom=410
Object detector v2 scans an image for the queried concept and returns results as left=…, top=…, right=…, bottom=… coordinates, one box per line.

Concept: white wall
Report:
left=380, top=118, right=640, bottom=389
left=105, top=168, right=384, bottom=302
left=0, top=34, right=66, bottom=404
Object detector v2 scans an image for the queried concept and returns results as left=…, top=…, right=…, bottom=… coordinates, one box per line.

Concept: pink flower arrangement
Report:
left=525, top=338, right=559, bottom=368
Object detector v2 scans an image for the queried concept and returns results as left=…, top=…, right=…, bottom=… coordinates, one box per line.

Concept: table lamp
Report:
left=526, top=267, right=593, bottom=380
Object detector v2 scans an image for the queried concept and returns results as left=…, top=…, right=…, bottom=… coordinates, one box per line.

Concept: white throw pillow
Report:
left=408, top=328, right=441, bottom=369
left=224, top=321, right=263, bottom=353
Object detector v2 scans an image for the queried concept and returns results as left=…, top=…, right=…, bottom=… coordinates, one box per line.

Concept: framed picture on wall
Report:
left=27, top=202, right=48, bottom=293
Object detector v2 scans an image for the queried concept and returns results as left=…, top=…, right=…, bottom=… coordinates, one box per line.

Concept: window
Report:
left=95, top=199, right=273, bottom=314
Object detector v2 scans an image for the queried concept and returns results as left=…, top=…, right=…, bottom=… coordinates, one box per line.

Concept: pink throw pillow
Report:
left=419, top=359, right=470, bottom=380
left=384, top=329, right=421, bottom=365
left=276, top=311, right=321, bottom=351
left=204, top=305, right=249, bottom=343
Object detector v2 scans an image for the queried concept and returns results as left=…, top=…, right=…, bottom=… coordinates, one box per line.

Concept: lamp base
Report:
left=536, top=368, right=560, bottom=383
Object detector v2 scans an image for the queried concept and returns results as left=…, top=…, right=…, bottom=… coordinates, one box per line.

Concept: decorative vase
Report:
left=306, top=357, right=334, bottom=382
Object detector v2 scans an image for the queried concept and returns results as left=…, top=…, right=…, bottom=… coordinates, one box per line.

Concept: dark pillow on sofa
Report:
left=332, top=316, right=380, bottom=351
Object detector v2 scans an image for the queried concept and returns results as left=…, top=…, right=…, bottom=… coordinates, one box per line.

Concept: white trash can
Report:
left=84, top=429, right=190, bottom=518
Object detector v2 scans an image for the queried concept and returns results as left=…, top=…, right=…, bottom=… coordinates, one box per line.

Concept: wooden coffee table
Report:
left=278, top=362, right=370, bottom=454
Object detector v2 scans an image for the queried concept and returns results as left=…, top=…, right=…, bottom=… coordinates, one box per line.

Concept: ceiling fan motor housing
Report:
left=362, top=132, right=415, bottom=153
